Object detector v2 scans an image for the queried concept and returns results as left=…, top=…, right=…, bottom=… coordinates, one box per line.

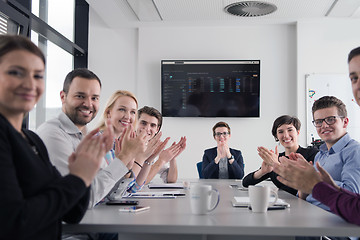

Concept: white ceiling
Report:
left=87, top=0, right=360, bottom=28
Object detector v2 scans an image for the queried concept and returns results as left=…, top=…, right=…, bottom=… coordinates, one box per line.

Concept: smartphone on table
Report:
left=248, top=205, right=287, bottom=211
left=118, top=206, right=150, bottom=213
left=106, top=200, right=139, bottom=206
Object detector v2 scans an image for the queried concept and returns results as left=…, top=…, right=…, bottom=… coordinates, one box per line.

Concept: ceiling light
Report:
left=225, top=1, right=277, bottom=17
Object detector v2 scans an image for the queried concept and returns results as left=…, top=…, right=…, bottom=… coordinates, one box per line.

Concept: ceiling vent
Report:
left=225, top=1, right=277, bottom=17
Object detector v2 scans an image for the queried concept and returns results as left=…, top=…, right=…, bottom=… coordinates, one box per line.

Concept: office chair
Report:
left=196, top=161, right=203, bottom=179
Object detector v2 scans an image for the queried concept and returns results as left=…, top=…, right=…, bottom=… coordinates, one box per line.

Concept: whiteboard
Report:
left=306, top=73, right=360, bottom=146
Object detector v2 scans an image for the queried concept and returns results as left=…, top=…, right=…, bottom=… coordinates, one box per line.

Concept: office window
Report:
left=0, top=11, right=22, bottom=35
left=0, top=13, right=6, bottom=34
left=30, top=0, right=75, bottom=129
left=28, top=5, right=75, bottom=130
left=28, top=31, right=73, bottom=130
left=0, top=0, right=88, bottom=130
left=32, top=0, right=75, bottom=41
left=44, top=40, right=73, bottom=114
left=29, top=0, right=75, bottom=129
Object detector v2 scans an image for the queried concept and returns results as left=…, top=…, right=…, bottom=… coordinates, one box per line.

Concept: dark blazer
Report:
left=201, top=147, right=244, bottom=179
left=0, top=114, right=89, bottom=240
left=242, top=146, right=319, bottom=195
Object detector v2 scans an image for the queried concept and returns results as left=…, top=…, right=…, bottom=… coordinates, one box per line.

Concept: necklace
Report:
left=21, top=131, right=39, bottom=155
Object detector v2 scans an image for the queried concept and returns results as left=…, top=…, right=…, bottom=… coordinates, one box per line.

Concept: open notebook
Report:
left=232, top=196, right=290, bottom=208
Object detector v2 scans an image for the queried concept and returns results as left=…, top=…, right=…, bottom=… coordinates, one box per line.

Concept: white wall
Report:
left=88, top=10, right=139, bottom=128
left=89, top=16, right=298, bottom=178
left=136, top=26, right=297, bottom=179
left=296, top=19, right=360, bottom=144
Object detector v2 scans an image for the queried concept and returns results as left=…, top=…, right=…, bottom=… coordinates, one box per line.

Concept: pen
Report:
left=119, top=206, right=137, bottom=212
left=124, top=195, right=176, bottom=199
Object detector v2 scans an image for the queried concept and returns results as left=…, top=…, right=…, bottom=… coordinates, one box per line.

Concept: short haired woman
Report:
left=201, top=122, right=244, bottom=179
left=242, top=115, right=318, bottom=195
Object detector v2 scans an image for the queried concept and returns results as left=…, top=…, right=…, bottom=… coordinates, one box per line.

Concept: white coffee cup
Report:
left=248, top=185, right=278, bottom=213
left=190, top=184, right=220, bottom=215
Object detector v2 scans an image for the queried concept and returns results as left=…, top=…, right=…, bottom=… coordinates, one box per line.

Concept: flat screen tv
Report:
left=161, top=60, right=260, bottom=117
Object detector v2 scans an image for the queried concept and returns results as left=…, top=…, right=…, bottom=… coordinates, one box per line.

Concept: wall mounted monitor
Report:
left=161, top=60, right=260, bottom=117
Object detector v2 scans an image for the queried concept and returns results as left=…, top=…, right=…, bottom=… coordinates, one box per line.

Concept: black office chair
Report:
left=196, top=162, right=203, bottom=179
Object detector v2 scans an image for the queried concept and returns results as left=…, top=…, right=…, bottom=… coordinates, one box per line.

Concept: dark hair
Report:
left=0, top=35, right=45, bottom=64
left=312, top=96, right=347, bottom=118
left=63, top=68, right=101, bottom=93
left=271, top=115, right=301, bottom=142
left=348, top=46, right=360, bottom=63
left=138, top=106, right=163, bottom=132
left=212, top=121, right=231, bottom=137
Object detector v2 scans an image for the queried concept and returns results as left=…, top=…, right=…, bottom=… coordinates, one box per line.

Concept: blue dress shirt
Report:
left=306, top=133, right=360, bottom=211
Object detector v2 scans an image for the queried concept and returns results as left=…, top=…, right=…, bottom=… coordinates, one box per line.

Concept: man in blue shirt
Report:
left=302, top=96, right=360, bottom=210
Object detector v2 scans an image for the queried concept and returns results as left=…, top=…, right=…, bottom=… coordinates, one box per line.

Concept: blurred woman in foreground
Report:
left=0, top=35, right=109, bottom=239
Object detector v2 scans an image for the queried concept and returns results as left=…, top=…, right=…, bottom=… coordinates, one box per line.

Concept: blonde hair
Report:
left=97, top=90, right=138, bottom=131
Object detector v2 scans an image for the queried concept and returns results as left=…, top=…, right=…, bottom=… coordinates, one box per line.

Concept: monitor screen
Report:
left=161, top=60, right=260, bottom=117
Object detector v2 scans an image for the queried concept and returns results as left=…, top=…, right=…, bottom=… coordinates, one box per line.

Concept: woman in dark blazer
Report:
left=0, top=35, right=108, bottom=240
left=202, top=122, right=244, bottom=179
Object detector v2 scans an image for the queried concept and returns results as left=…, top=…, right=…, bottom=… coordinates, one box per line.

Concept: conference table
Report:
left=63, top=179, right=360, bottom=240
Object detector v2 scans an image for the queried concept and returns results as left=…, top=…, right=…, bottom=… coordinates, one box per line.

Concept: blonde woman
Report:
left=97, top=91, right=168, bottom=200
left=97, top=90, right=138, bottom=139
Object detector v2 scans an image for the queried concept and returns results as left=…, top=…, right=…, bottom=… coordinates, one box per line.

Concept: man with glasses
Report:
left=201, top=121, right=244, bottom=179
left=278, top=95, right=360, bottom=212
left=272, top=47, right=360, bottom=226
left=300, top=95, right=360, bottom=210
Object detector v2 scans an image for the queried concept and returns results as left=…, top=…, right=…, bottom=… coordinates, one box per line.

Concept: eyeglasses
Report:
left=312, top=116, right=344, bottom=128
left=214, top=132, right=230, bottom=137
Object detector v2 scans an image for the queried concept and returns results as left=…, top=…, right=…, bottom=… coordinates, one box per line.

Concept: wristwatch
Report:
left=144, top=160, right=154, bottom=166
left=227, top=155, right=234, bottom=161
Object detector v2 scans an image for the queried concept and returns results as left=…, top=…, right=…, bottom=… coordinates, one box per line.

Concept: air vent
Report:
left=225, top=1, right=277, bottom=17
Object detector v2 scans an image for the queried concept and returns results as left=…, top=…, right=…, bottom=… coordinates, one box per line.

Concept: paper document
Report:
left=148, top=183, right=184, bottom=189
left=232, top=197, right=290, bottom=207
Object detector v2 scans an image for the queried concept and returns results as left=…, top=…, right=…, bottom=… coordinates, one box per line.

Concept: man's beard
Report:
left=66, top=106, right=96, bottom=126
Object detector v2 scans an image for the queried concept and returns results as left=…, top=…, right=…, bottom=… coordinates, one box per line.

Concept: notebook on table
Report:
left=231, top=196, right=290, bottom=208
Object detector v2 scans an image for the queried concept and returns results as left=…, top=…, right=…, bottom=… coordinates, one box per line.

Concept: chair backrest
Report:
left=196, top=161, right=203, bottom=179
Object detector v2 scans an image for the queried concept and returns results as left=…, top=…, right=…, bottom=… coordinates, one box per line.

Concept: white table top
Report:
left=63, top=179, right=360, bottom=238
